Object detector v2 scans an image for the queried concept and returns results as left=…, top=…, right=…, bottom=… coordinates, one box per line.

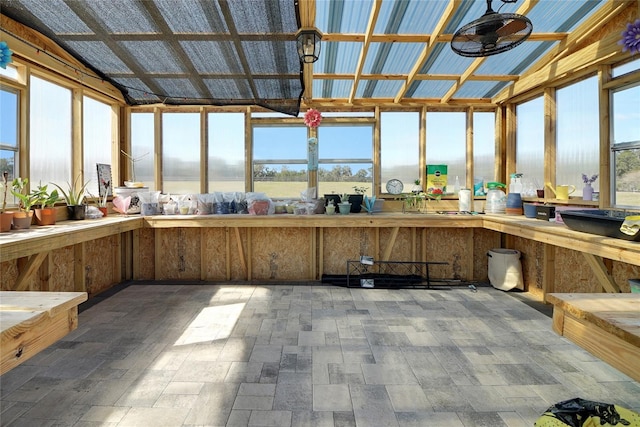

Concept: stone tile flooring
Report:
left=1, top=283, right=639, bottom=426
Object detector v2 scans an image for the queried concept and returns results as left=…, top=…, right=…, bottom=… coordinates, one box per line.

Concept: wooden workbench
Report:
left=547, top=293, right=640, bottom=382
left=1, top=291, right=88, bottom=375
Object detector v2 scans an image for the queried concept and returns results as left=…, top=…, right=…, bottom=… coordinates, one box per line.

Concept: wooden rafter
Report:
left=349, top=0, right=382, bottom=104
left=393, top=0, right=462, bottom=103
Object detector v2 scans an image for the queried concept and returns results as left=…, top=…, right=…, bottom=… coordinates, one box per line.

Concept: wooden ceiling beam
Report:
left=315, top=73, right=518, bottom=81
left=393, top=0, right=462, bottom=103
left=348, top=0, right=382, bottom=104
left=298, top=0, right=317, bottom=104
left=321, top=32, right=566, bottom=43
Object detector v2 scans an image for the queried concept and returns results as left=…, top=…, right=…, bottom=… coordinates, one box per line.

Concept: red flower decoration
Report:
left=304, top=108, right=322, bottom=128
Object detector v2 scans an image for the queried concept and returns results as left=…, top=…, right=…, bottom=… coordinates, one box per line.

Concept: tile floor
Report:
left=1, top=283, right=639, bottom=426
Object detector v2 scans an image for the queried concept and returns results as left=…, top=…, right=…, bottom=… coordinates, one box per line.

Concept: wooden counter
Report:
left=1, top=291, right=88, bottom=374
left=547, top=293, right=640, bottom=382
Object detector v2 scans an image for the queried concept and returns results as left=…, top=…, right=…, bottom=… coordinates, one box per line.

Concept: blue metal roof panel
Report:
left=363, top=42, right=423, bottom=74
left=314, top=79, right=354, bottom=99
left=357, top=79, right=404, bottom=98
left=455, top=80, right=511, bottom=98
left=316, top=0, right=373, bottom=33
left=527, top=0, right=603, bottom=32
left=316, top=41, right=361, bottom=74
left=409, top=80, right=457, bottom=98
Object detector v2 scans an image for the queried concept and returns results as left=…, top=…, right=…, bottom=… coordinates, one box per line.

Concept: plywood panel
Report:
left=156, top=228, right=201, bottom=280
left=425, top=228, right=472, bottom=280
left=554, top=247, right=601, bottom=293
left=49, top=246, right=75, bottom=292
left=613, top=262, right=640, bottom=293
left=201, top=228, right=232, bottom=280
left=85, top=235, right=118, bottom=297
left=250, top=227, right=311, bottom=280
left=137, top=227, right=155, bottom=280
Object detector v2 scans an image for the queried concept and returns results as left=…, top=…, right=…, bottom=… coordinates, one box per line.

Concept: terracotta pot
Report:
left=34, top=207, right=57, bottom=226
left=0, top=211, right=13, bottom=232
left=98, top=207, right=108, bottom=217
left=12, top=211, right=34, bottom=229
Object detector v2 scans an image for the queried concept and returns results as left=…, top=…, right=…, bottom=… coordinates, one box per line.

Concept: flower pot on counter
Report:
left=98, top=207, right=108, bottom=217
left=1, top=211, right=14, bottom=232
left=34, top=207, right=57, bottom=226
left=12, top=211, right=33, bottom=229
left=347, top=195, right=363, bottom=213
left=338, top=202, right=351, bottom=215
left=67, top=205, right=85, bottom=220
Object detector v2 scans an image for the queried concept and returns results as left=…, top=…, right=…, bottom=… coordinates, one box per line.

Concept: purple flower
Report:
left=619, top=19, right=640, bottom=55
left=582, top=173, right=598, bottom=184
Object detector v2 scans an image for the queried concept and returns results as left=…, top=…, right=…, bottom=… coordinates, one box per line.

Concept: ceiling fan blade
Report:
left=496, top=19, right=528, bottom=37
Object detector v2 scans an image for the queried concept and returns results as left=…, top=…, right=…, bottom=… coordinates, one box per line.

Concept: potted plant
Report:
left=10, top=177, right=37, bottom=229
left=53, top=174, right=90, bottom=220
left=411, top=178, right=423, bottom=193
left=338, top=193, right=352, bottom=215
left=348, top=185, right=368, bottom=213
left=0, top=172, right=13, bottom=232
left=32, top=182, right=59, bottom=226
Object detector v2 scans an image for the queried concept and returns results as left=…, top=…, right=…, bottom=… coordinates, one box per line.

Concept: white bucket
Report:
left=487, top=248, right=523, bottom=291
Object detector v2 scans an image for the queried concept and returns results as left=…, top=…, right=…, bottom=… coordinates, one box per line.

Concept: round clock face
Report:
left=386, top=179, right=404, bottom=194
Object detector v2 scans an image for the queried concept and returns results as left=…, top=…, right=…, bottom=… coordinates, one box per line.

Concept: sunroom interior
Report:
left=1, top=1, right=640, bottom=425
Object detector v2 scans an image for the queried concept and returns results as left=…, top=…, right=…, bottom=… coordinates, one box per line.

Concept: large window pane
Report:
left=556, top=77, right=599, bottom=193
left=252, top=125, right=307, bottom=197
left=381, top=112, right=419, bottom=194
left=130, top=112, right=155, bottom=191
left=516, top=97, right=544, bottom=191
left=0, top=87, right=18, bottom=184
left=83, top=96, right=113, bottom=197
left=318, top=124, right=373, bottom=196
left=473, top=112, right=495, bottom=192
left=30, top=75, right=71, bottom=187
left=163, top=113, right=200, bottom=194
left=426, top=112, right=465, bottom=193
left=612, top=84, right=640, bottom=207
left=209, top=112, right=245, bottom=192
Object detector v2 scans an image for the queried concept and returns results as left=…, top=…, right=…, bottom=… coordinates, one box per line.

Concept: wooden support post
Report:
left=234, top=227, right=247, bottom=278
left=113, top=233, right=122, bottom=285
left=40, top=252, right=52, bottom=291
left=582, top=253, right=621, bottom=293
left=132, top=229, right=140, bottom=280
left=542, top=244, right=555, bottom=303
left=225, top=227, right=231, bottom=281
left=318, top=227, right=324, bottom=279
left=74, top=243, right=85, bottom=292
left=154, top=229, right=162, bottom=280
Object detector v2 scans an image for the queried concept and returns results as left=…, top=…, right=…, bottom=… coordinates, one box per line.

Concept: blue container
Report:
left=506, top=193, right=522, bottom=208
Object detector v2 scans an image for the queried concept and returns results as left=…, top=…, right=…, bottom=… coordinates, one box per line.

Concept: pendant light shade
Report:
left=296, top=27, right=322, bottom=63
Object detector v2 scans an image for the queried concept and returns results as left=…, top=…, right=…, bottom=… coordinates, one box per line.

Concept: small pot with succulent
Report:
left=53, top=174, right=90, bottom=220
left=338, top=193, right=352, bottom=215
left=32, top=182, right=59, bottom=226
left=0, top=172, right=14, bottom=232
left=10, top=177, right=37, bottom=229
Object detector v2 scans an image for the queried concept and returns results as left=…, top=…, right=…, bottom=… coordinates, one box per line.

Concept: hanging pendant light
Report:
left=296, top=27, right=322, bottom=63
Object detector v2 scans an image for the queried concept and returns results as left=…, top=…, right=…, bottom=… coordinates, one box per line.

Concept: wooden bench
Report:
left=547, top=293, right=640, bottom=382
left=1, top=291, right=88, bottom=375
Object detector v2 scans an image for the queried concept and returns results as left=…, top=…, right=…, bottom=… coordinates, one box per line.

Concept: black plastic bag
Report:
left=535, top=397, right=640, bottom=427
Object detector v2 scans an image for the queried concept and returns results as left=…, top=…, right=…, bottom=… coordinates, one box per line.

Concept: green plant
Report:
left=352, top=185, right=368, bottom=195
left=33, top=182, right=59, bottom=209
left=11, top=177, right=37, bottom=212
left=340, top=193, right=350, bottom=203
left=52, top=175, right=90, bottom=206
left=414, top=178, right=421, bottom=185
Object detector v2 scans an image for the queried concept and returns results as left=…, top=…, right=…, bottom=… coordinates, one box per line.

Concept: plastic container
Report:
left=487, top=248, right=523, bottom=291
left=523, top=203, right=538, bottom=218
left=458, top=188, right=471, bottom=212
left=485, top=182, right=506, bottom=214
left=506, top=193, right=523, bottom=215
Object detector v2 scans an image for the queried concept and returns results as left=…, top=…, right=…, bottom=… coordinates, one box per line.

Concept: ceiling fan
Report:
left=451, top=0, right=533, bottom=57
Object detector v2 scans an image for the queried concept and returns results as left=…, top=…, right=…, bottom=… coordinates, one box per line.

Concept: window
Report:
left=0, top=87, right=19, bottom=185
left=208, top=113, right=245, bottom=192
left=473, top=112, right=495, bottom=192
left=381, top=111, right=419, bottom=194
left=318, top=123, right=373, bottom=197
left=83, top=96, right=113, bottom=197
left=252, top=125, right=308, bottom=197
left=516, top=97, right=544, bottom=190
left=130, top=112, right=155, bottom=191
left=163, top=112, right=200, bottom=194
left=30, top=75, right=72, bottom=187
left=612, top=83, right=640, bottom=207
left=426, top=112, right=466, bottom=192
left=556, top=77, right=599, bottom=192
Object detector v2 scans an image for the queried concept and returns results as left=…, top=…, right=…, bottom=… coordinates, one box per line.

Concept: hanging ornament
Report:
left=0, top=41, right=14, bottom=69
left=619, top=19, right=640, bottom=55
left=303, top=108, right=322, bottom=128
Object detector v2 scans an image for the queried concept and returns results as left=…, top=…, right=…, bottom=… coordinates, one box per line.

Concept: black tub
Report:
left=559, top=209, right=640, bottom=241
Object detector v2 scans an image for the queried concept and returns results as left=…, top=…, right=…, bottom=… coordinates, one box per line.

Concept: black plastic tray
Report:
left=559, top=210, right=640, bottom=242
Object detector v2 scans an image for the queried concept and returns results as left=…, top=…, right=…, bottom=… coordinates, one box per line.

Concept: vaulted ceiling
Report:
left=0, top=0, right=635, bottom=115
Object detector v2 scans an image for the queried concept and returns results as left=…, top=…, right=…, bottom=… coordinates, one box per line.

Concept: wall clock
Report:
left=386, top=179, right=404, bottom=194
